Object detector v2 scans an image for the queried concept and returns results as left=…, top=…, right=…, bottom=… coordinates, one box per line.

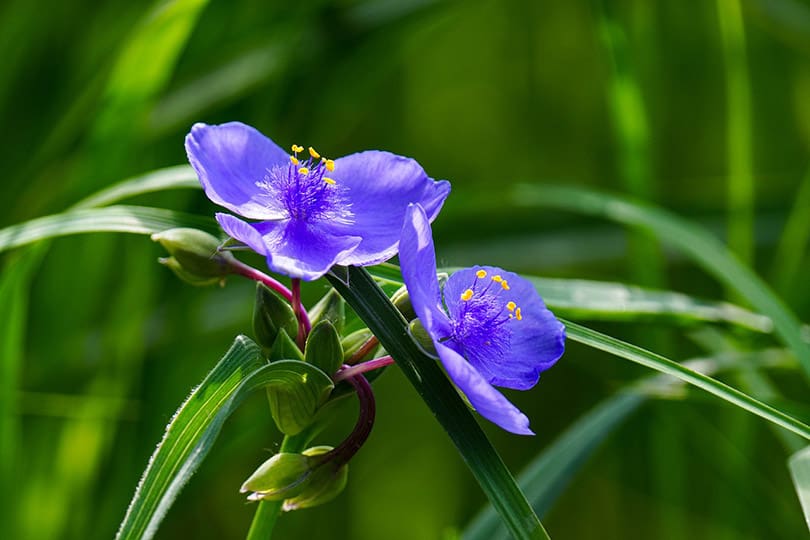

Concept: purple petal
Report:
left=264, top=220, right=362, bottom=281
left=399, top=204, right=452, bottom=337
left=330, top=151, right=451, bottom=266
left=436, top=342, right=533, bottom=435
left=444, top=266, right=565, bottom=391
left=186, top=122, right=289, bottom=220
left=215, top=213, right=270, bottom=256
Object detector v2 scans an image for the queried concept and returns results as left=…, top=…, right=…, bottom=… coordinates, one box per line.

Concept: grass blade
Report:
left=564, top=319, right=810, bottom=440
left=789, top=446, right=810, bottom=532
left=327, top=266, right=551, bottom=540
left=0, top=205, right=217, bottom=254
left=73, top=165, right=200, bottom=209
left=513, top=184, right=810, bottom=380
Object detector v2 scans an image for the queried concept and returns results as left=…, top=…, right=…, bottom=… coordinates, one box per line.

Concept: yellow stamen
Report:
left=460, top=289, right=474, bottom=301
left=309, top=147, right=320, bottom=159
left=501, top=280, right=510, bottom=291
left=325, top=159, right=335, bottom=172
left=491, top=275, right=503, bottom=283
left=506, top=301, right=516, bottom=312
left=290, top=156, right=299, bottom=165
left=298, top=167, right=310, bottom=175
left=323, top=177, right=336, bottom=185
left=291, top=144, right=303, bottom=153
left=476, top=269, right=487, bottom=279
left=515, top=307, right=523, bottom=321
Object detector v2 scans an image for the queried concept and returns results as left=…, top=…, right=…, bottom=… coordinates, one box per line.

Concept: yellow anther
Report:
left=460, top=289, right=474, bottom=301
left=491, top=275, right=503, bottom=283
left=290, top=156, right=300, bottom=165
left=309, top=147, right=320, bottom=159
left=515, top=307, right=523, bottom=321
left=476, top=269, right=487, bottom=279
left=506, top=301, right=516, bottom=312
left=501, top=280, right=510, bottom=291
left=325, top=159, right=335, bottom=172
left=291, top=144, right=303, bottom=153
left=323, top=177, right=336, bottom=185
left=298, top=167, right=310, bottom=175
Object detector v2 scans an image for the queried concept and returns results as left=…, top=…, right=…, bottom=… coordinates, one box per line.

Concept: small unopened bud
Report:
left=304, top=321, right=343, bottom=375
left=307, top=289, right=345, bottom=333
left=282, top=446, right=348, bottom=512
left=409, top=319, right=436, bottom=356
left=390, top=285, right=415, bottom=321
left=152, top=228, right=235, bottom=284
left=254, top=283, right=299, bottom=353
left=158, top=257, right=223, bottom=287
left=241, top=446, right=345, bottom=508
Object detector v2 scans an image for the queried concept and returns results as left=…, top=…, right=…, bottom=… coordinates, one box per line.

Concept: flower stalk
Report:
left=333, top=356, right=393, bottom=383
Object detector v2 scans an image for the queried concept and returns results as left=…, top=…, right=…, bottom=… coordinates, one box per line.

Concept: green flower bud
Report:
left=390, top=285, right=415, bottom=320
left=267, top=329, right=304, bottom=362
left=409, top=319, right=436, bottom=356
left=158, top=257, right=223, bottom=287
left=254, top=283, right=299, bottom=353
left=282, top=446, right=348, bottom=512
left=304, top=321, right=343, bottom=375
left=307, top=289, right=346, bottom=333
left=240, top=452, right=312, bottom=501
left=341, top=329, right=377, bottom=363
left=151, top=228, right=234, bottom=283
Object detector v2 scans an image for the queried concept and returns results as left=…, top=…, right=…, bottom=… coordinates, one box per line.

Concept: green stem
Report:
left=327, top=266, right=550, bottom=540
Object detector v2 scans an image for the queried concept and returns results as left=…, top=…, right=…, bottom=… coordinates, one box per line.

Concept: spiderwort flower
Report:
left=400, top=204, right=565, bottom=434
left=185, top=122, right=450, bottom=280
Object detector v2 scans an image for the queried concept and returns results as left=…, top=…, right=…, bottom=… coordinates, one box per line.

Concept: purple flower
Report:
left=185, top=122, right=450, bottom=280
left=400, top=204, right=565, bottom=435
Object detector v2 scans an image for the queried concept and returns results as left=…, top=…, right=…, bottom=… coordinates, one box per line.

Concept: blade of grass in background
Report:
left=789, top=446, right=810, bottom=533
left=563, top=319, right=810, bottom=440
left=73, top=166, right=199, bottom=209
left=0, top=206, right=217, bottom=254
left=513, top=184, right=810, bottom=380
left=463, top=347, right=795, bottom=540
left=717, top=0, right=754, bottom=267
left=771, top=165, right=810, bottom=295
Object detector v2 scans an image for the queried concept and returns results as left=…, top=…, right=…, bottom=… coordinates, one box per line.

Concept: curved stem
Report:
left=321, top=371, right=376, bottom=468
left=334, top=356, right=393, bottom=382
left=290, top=279, right=309, bottom=350
left=230, top=259, right=312, bottom=338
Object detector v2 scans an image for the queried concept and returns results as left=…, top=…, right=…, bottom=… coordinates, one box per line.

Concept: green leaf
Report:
left=327, top=266, right=551, bottom=540
left=116, top=338, right=334, bottom=540
left=512, top=184, right=810, bottom=380
left=267, top=329, right=304, bottom=362
left=115, top=336, right=264, bottom=540
left=563, top=319, right=810, bottom=440
left=264, top=360, right=334, bottom=436
left=73, top=165, right=200, bottom=209
left=305, top=321, right=344, bottom=376
left=0, top=206, right=217, bottom=255
left=789, top=446, right=810, bottom=533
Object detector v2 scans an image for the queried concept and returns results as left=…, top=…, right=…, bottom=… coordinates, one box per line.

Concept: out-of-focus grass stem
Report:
left=717, top=0, right=754, bottom=268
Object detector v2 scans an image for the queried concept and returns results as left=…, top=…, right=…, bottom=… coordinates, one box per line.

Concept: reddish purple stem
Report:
left=333, top=356, right=393, bottom=382
left=291, top=278, right=308, bottom=350
left=321, top=370, right=376, bottom=467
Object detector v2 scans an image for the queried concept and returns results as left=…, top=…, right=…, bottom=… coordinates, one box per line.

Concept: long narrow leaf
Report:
left=564, top=319, right=810, bottom=440
left=73, top=165, right=199, bottom=209
left=513, top=184, right=810, bottom=380
left=789, top=446, right=810, bottom=532
left=0, top=206, right=217, bottom=254
left=327, top=266, right=550, bottom=540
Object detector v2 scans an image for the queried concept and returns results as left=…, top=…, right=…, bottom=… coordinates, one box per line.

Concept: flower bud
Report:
left=390, top=285, right=415, bottom=320
left=304, top=321, right=343, bottom=376
left=158, top=257, right=223, bottom=287
left=409, top=319, right=437, bottom=356
left=253, top=283, right=299, bottom=352
left=281, top=446, right=348, bottom=512
left=151, top=228, right=235, bottom=283
left=307, top=289, right=346, bottom=333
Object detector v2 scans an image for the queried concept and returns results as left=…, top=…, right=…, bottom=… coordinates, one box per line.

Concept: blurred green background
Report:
left=2, top=0, right=810, bottom=538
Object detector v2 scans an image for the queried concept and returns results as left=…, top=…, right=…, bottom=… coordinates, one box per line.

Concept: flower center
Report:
left=255, top=145, right=353, bottom=224
left=446, top=269, right=522, bottom=360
